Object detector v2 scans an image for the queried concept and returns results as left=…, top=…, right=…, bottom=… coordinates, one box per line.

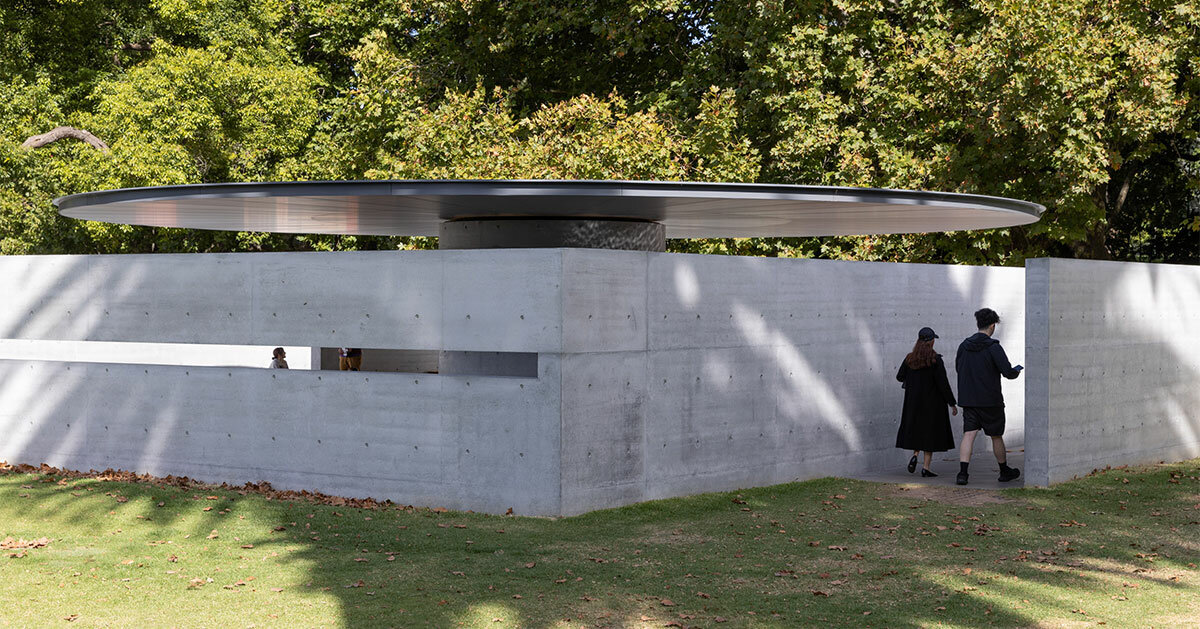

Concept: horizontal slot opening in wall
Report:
left=316, top=348, right=538, bottom=378
left=0, top=339, right=313, bottom=369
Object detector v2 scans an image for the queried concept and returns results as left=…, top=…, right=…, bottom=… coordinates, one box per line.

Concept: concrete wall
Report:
left=0, top=251, right=564, bottom=514
left=1024, top=258, right=1200, bottom=485
left=0, top=359, right=560, bottom=515
left=0, top=250, right=1026, bottom=515
left=558, top=251, right=1026, bottom=513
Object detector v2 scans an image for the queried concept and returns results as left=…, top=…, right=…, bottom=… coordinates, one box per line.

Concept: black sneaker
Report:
left=956, top=472, right=969, bottom=485
left=998, top=467, right=1021, bottom=482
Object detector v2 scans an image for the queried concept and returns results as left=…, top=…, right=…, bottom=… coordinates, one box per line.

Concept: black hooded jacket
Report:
left=955, top=332, right=1021, bottom=407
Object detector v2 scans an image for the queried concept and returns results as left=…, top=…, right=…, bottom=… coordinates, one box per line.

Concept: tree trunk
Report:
left=21, top=126, right=111, bottom=154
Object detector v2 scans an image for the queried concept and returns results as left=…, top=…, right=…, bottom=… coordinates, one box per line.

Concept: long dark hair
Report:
left=904, top=339, right=938, bottom=369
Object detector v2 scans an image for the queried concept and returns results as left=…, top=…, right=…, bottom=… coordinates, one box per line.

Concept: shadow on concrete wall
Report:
left=1121, top=263, right=1200, bottom=451
left=668, top=256, right=1025, bottom=482
left=1093, top=263, right=1200, bottom=466
left=0, top=252, right=1127, bottom=628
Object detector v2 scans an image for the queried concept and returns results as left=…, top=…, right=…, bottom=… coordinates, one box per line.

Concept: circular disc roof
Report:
left=54, top=180, right=1043, bottom=238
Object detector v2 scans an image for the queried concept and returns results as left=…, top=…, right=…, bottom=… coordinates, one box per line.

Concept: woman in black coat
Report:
left=896, top=327, right=958, bottom=476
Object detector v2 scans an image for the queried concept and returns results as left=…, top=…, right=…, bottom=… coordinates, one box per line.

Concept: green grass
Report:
left=1, top=461, right=1197, bottom=628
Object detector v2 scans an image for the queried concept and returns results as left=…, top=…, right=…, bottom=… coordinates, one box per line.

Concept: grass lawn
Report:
left=0, top=459, right=1197, bottom=628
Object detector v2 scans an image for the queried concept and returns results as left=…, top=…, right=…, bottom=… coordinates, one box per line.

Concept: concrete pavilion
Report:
left=7, top=180, right=1061, bottom=514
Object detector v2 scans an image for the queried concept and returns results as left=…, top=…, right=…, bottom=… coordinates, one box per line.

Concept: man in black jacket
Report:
left=955, top=308, right=1023, bottom=485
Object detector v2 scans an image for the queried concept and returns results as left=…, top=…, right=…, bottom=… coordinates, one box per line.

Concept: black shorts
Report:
left=962, top=406, right=1006, bottom=437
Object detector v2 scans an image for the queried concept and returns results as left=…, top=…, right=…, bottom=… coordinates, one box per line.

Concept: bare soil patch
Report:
left=886, top=483, right=1020, bottom=506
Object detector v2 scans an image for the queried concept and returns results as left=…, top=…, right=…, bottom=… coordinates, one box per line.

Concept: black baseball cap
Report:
left=918, top=327, right=938, bottom=340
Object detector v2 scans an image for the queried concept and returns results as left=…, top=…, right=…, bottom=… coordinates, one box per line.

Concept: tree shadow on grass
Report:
left=1, top=463, right=1197, bottom=627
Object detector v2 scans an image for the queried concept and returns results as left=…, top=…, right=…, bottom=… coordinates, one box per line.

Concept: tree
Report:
left=1, top=0, right=1195, bottom=262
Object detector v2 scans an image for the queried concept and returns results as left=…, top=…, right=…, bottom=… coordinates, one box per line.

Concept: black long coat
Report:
left=895, top=355, right=957, bottom=452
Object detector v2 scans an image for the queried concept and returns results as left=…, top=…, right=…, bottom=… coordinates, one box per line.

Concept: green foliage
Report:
left=0, top=0, right=1196, bottom=262
left=690, top=0, right=1198, bottom=263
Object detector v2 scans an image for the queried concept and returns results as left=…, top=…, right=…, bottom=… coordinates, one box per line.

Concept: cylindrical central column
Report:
left=439, top=218, right=665, bottom=251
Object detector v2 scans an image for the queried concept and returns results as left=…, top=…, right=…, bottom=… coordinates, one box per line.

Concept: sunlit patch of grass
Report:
left=457, top=602, right=523, bottom=626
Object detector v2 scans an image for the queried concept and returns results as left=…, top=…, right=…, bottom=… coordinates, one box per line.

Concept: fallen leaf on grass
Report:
left=64, top=615, right=79, bottom=622
left=1, top=537, right=50, bottom=550
left=810, top=590, right=830, bottom=597
left=714, top=618, right=727, bottom=623
left=206, top=530, right=218, bottom=539
left=660, top=598, right=676, bottom=606
left=345, top=580, right=365, bottom=588
left=524, top=562, right=536, bottom=568
left=270, top=587, right=283, bottom=592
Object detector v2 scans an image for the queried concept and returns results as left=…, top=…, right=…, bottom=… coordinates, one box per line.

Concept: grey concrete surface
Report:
left=0, top=249, right=1032, bottom=515
left=1024, top=258, right=1200, bottom=486
left=557, top=253, right=1027, bottom=512
left=0, top=358, right=560, bottom=515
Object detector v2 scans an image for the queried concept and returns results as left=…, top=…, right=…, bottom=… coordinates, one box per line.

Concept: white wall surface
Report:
left=1025, top=258, right=1200, bottom=485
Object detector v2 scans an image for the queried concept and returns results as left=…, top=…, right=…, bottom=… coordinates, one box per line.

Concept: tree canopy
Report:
left=1, top=0, right=1196, bottom=263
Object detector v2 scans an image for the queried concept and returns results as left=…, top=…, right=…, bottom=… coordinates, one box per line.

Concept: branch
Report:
left=20, top=126, right=111, bottom=154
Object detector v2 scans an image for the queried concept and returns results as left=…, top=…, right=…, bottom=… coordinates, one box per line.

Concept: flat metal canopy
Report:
left=54, top=180, right=1043, bottom=238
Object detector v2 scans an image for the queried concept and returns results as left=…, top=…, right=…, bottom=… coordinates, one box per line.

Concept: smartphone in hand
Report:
left=1013, top=365, right=1024, bottom=372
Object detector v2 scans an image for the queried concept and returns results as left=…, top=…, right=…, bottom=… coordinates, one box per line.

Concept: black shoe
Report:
left=998, top=467, right=1021, bottom=482
left=907, top=456, right=918, bottom=474
left=921, top=469, right=937, bottom=478
left=956, top=472, right=968, bottom=485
